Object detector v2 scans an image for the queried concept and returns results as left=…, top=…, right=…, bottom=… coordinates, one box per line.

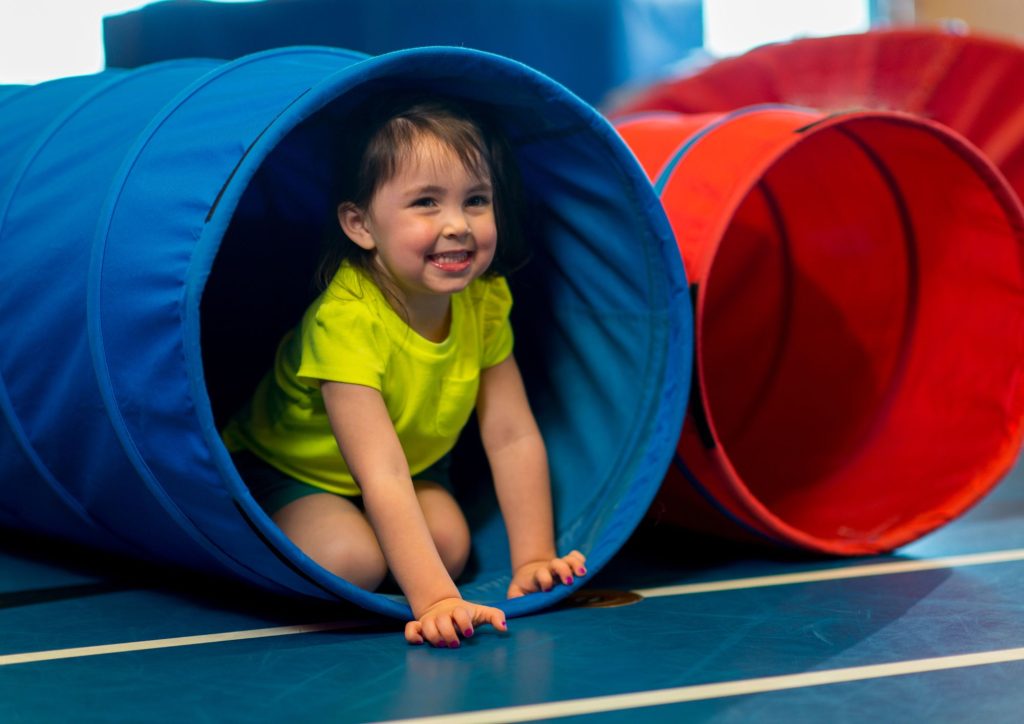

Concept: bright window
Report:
left=0, top=0, right=256, bottom=85
left=703, top=0, right=871, bottom=57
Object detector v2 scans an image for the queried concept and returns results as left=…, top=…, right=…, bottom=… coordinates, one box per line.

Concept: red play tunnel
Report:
left=615, top=107, right=1024, bottom=554
left=616, top=28, right=1024, bottom=203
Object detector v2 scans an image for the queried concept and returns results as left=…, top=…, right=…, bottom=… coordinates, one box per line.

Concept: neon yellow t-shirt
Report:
left=222, top=263, right=514, bottom=496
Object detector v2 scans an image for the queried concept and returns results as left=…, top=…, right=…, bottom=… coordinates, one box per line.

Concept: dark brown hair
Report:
left=317, top=92, right=528, bottom=291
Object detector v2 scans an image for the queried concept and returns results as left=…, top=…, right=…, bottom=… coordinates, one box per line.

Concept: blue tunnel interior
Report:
left=0, top=47, right=691, bottom=619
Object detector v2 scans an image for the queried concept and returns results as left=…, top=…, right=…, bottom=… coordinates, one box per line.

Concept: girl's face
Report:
left=340, top=135, right=497, bottom=309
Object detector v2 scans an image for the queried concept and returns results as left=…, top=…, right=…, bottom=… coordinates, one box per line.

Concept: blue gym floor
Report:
left=3, top=452, right=1024, bottom=723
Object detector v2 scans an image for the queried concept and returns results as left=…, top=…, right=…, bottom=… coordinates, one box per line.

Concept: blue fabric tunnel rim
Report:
left=186, top=46, right=692, bottom=617
left=3, top=46, right=692, bottom=620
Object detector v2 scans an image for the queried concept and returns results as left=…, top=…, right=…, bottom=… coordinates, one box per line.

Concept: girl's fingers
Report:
left=405, top=620, right=425, bottom=645
left=409, top=604, right=509, bottom=647
left=534, top=567, right=555, bottom=592
left=550, top=558, right=574, bottom=586
left=507, top=582, right=526, bottom=599
left=421, top=617, right=442, bottom=648
left=565, top=550, right=587, bottom=576
left=478, top=606, right=508, bottom=633
left=452, top=607, right=475, bottom=639
left=435, top=615, right=460, bottom=649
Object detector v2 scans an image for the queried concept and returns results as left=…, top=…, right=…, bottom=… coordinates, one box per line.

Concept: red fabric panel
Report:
left=615, top=107, right=1024, bottom=554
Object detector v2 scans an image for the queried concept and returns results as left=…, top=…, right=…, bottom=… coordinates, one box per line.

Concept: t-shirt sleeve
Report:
left=480, top=275, right=514, bottom=369
left=296, top=298, right=388, bottom=390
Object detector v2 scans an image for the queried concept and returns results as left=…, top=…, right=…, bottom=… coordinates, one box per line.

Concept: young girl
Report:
left=223, top=93, right=586, bottom=647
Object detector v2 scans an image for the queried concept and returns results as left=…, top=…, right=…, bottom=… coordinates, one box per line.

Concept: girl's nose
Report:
left=442, top=213, right=471, bottom=238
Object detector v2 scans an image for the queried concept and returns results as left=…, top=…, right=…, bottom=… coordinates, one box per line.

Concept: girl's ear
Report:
left=337, top=202, right=376, bottom=251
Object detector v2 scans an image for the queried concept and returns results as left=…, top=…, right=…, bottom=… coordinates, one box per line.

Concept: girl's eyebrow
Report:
left=407, top=184, right=446, bottom=196
left=405, top=181, right=493, bottom=196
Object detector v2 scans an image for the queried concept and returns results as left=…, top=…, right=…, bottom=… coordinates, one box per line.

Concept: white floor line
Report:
left=6, top=548, right=1024, bottom=669
left=0, top=621, right=356, bottom=666
left=377, top=645, right=1024, bottom=724
left=633, top=548, right=1024, bottom=598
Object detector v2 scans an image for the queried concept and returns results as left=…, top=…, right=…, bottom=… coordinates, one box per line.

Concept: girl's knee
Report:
left=433, top=521, right=470, bottom=579
left=272, top=496, right=388, bottom=590
left=317, top=537, right=388, bottom=590
left=415, top=482, right=471, bottom=579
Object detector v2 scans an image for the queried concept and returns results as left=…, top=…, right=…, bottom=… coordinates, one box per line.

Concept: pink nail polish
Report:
left=566, top=577, right=574, bottom=585
left=464, top=628, right=474, bottom=637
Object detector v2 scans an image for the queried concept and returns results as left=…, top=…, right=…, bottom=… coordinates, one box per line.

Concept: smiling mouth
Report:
left=428, top=250, right=474, bottom=271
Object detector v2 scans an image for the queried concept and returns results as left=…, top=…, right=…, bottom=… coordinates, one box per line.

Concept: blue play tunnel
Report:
left=0, top=47, right=691, bottom=619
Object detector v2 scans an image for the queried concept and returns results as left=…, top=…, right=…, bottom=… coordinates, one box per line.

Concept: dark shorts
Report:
left=231, top=449, right=453, bottom=517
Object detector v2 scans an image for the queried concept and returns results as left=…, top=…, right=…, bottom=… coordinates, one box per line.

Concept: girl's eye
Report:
left=466, top=195, right=491, bottom=208
left=412, top=197, right=437, bottom=208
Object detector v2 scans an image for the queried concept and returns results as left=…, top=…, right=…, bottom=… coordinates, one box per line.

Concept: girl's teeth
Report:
left=432, top=252, right=469, bottom=263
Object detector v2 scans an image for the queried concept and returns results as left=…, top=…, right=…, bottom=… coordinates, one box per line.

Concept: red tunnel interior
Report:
left=618, top=110, right=1024, bottom=553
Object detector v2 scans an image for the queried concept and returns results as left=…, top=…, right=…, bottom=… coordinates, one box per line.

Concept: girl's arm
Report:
left=321, top=381, right=506, bottom=646
left=476, top=354, right=586, bottom=598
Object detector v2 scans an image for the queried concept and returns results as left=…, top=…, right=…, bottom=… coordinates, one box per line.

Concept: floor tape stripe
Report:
left=0, top=622, right=353, bottom=666
left=633, top=548, right=1024, bottom=598
left=377, top=646, right=1024, bottom=723
left=5, top=549, right=1024, bottom=668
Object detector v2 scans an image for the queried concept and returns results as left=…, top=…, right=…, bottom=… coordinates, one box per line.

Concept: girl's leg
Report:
left=272, top=493, right=388, bottom=590
left=414, top=480, right=471, bottom=580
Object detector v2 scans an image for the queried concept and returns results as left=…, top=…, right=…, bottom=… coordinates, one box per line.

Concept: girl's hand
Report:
left=507, top=550, right=587, bottom=598
left=405, top=598, right=508, bottom=647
